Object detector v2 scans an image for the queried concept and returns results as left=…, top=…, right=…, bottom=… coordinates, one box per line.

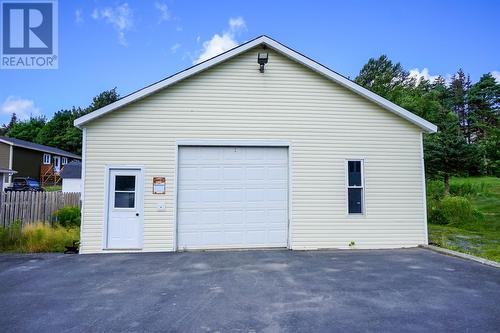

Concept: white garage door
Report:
left=177, top=146, right=288, bottom=250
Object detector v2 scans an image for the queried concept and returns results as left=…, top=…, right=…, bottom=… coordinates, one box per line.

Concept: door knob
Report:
left=136, top=213, right=139, bottom=216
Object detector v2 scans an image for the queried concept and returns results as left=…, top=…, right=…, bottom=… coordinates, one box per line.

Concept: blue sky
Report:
left=0, top=0, right=499, bottom=124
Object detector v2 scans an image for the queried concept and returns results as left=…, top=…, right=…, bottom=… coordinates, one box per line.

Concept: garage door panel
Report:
left=246, top=167, right=265, bottom=180
left=201, top=190, right=220, bottom=202
left=203, top=231, right=224, bottom=244
left=225, top=232, right=245, bottom=244
left=246, top=230, right=267, bottom=243
left=223, top=210, right=245, bottom=223
left=269, top=230, right=288, bottom=243
left=178, top=146, right=288, bottom=249
left=246, top=210, right=266, bottom=222
left=179, top=167, right=198, bottom=180
left=222, top=167, right=244, bottom=180
left=178, top=189, right=199, bottom=204
left=223, top=189, right=244, bottom=202
left=269, top=209, right=288, bottom=222
left=268, top=167, right=288, bottom=180
left=200, top=167, right=220, bottom=180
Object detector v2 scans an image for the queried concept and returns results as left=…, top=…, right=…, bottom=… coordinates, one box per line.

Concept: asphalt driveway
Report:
left=0, top=248, right=499, bottom=333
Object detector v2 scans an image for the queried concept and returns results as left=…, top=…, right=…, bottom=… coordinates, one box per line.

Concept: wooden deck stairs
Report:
left=40, top=165, right=61, bottom=187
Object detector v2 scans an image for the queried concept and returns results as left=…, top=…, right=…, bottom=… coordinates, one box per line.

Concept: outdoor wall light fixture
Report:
left=258, top=53, right=268, bottom=73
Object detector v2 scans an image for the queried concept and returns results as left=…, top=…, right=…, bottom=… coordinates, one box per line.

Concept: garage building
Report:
left=75, top=36, right=437, bottom=253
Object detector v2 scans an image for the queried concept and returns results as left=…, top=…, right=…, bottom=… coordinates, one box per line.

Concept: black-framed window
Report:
left=347, top=160, right=364, bottom=214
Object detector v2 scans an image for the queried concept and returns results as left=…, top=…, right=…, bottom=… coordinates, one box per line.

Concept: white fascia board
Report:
left=74, top=36, right=437, bottom=133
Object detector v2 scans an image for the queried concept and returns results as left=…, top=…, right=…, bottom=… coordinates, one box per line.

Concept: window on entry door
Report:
left=347, top=160, right=364, bottom=214
left=114, top=175, right=136, bottom=208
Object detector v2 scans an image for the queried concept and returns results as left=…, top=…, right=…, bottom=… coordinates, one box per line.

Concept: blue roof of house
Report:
left=0, top=137, right=81, bottom=159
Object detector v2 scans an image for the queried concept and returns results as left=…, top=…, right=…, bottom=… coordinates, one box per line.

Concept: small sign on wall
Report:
left=153, top=177, right=166, bottom=194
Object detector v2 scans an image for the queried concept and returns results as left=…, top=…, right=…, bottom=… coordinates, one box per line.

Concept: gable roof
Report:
left=74, top=35, right=437, bottom=133
left=60, top=160, right=81, bottom=179
left=0, top=137, right=81, bottom=159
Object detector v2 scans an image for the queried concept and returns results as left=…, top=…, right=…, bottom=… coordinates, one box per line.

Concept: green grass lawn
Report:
left=43, top=185, right=62, bottom=192
left=428, top=176, right=500, bottom=262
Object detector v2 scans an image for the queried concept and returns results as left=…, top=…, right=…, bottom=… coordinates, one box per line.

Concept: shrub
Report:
left=439, top=196, right=475, bottom=224
left=428, top=196, right=483, bottom=225
left=53, top=206, right=81, bottom=228
left=0, top=222, right=79, bottom=253
left=428, top=203, right=448, bottom=225
left=426, top=178, right=490, bottom=200
left=22, top=224, right=79, bottom=252
left=449, top=181, right=490, bottom=197
left=426, top=180, right=445, bottom=200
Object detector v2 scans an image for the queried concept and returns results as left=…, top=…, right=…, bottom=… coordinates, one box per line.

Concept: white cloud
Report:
left=75, top=9, right=84, bottom=24
left=92, top=3, right=134, bottom=46
left=195, top=34, right=238, bottom=64
left=409, top=68, right=440, bottom=85
left=154, top=1, right=171, bottom=22
left=194, top=17, right=246, bottom=64
left=491, top=70, right=500, bottom=83
left=170, top=43, right=181, bottom=53
left=229, top=17, right=246, bottom=30
left=1, top=97, right=41, bottom=120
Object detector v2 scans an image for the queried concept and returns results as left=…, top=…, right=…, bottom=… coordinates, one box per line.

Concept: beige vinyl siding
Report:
left=81, top=47, right=426, bottom=253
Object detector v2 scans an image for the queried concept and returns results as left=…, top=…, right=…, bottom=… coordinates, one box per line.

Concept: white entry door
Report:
left=106, top=169, right=143, bottom=249
left=53, top=156, right=61, bottom=173
left=177, top=146, right=288, bottom=250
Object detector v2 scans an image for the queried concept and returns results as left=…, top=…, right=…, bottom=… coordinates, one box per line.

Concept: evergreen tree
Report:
left=448, top=69, right=472, bottom=141
left=0, top=113, right=18, bottom=135
left=467, top=73, right=500, bottom=141
left=424, top=109, right=475, bottom=194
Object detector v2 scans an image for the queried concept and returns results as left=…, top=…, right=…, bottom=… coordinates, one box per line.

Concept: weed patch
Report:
left=0, top=222, right=79, bottom=253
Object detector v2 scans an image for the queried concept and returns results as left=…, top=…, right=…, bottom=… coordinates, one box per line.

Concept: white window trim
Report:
left=61, top=157, right=68, bottom=165
left=43, top=153, right=51, bottom=165
left=345, top=159, right=365, bottom=216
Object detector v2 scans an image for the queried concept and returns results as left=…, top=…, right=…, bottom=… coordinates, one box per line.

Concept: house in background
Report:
left=60, top=160, right=82, bottom=193
left=74, top=35, right=437, bottom=254
left=0, top=137, right=81, bottom=187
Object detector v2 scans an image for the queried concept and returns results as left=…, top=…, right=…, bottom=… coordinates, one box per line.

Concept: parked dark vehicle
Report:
left=5, top=177, right=44, bottom=192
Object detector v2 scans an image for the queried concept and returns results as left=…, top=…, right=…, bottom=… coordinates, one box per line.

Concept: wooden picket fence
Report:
left=0, top=191, right=81, bottom=227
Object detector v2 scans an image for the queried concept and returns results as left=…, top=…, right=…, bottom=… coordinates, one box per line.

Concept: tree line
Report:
left=355, top=56, right=499, bottom=192
left=1, top=56, right=499, bottom=192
